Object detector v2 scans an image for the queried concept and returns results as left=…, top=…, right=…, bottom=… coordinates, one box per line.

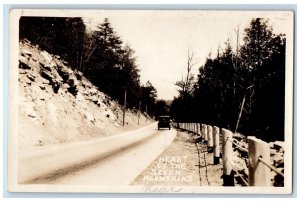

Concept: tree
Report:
left=171, top=18, right=286, bottom=141
left=175, top=49, right=197, bottom=98
left=83, top=18, right=122, bottom=92
left=193, top=42, right=236, bottom=128
left=140, top=81, right=157, bottom=116
left=238, top=18, right=280, bottom=134
left=118, top=45, right=141, bottom=108
left=171, top=49, right=197, bottom=122
left=83, top=18, right=142, bottom=108
left=154, top=100, right=170, bottom=118
left=249, top=34, right=286, bottom=141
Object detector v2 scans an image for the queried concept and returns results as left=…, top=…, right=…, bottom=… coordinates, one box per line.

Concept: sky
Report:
left=78, top=10, right=290, bottom=100
left=77, top=10, right=292, bottom=100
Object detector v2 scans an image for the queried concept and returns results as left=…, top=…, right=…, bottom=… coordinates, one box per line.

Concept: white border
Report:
left=1, top=2, right=298, bottom=199
left=7, top=9, right=294, bottom=194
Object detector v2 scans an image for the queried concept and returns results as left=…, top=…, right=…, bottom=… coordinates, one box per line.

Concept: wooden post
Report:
left=122, top=87, right=127, bottom=126
left=213, top=126, right=220, bottom=164
left=198, top=123, right=202, bottom=140
left=247, top=136, right=271, bottom=186
left=201, top=124, right=204, bottom=140
left=235, top=95, right=245, bottom=133
left=193, top=123, right=195, bottom=133
left=207, top=125, right=213, bottom=153
left=145, top=105, right=148, bottom=122
left=200, top=124, right=203, bottom=139
left=138, top=100, right=141, bottom=125
left=204, top=124, right=208, bottom=143
left=222, top=128, right=234, bottom=186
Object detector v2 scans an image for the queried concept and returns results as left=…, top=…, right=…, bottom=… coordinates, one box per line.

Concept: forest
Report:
left=170, top=18, right=286, bottom=141
left=19, top=17, right=286, bottom=141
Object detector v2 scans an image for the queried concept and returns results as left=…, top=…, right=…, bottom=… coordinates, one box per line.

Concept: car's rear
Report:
left=158, top=116, right=171, bottom=130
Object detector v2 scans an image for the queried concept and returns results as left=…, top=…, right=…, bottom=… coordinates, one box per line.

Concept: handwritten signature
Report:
left=143, top=185, right=183, bottom=193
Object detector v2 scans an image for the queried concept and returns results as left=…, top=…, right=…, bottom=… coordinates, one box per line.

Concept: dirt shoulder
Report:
left=131, top=129, right=223, bottom=186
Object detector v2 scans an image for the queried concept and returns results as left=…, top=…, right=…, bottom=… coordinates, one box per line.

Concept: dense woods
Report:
left=170, top=18, right=286, bottom=141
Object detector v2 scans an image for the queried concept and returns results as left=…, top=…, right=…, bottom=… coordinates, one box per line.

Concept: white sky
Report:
left=80, top=10, right=292, bottom=100
left=47, top=10, right=291, bottom=100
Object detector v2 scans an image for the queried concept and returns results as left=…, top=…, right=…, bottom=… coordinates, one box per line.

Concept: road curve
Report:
left=19, top=122, right=177, bottom=185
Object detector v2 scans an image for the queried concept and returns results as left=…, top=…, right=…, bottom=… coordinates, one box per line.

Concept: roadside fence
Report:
left=172, top=122, right=284, bottom=186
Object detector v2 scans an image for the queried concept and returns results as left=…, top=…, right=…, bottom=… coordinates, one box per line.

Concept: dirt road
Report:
left=18, top=122, right=176, bottom=185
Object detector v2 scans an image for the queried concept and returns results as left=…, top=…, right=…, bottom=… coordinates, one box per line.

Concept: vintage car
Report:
left=158, top=116, right=171, bottom=130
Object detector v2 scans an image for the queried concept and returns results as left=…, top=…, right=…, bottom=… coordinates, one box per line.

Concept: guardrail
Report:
left=172, top=122, right=284, bottom=186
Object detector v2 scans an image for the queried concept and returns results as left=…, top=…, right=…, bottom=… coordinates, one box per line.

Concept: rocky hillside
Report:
left=18, top=39, right=152, bottom=152
left=231, top=133, right=284, bottom=186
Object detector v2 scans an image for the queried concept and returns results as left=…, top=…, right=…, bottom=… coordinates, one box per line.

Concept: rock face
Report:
left=18, top=40, right=151, bottom=152
left=270, top=140, right=284, bottom=187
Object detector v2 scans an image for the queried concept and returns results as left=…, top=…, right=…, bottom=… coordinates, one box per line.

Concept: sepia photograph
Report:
left=7, top=9, right=294, bottom=194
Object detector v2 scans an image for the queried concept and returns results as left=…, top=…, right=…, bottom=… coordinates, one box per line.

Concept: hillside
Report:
left=18, top=39, right=152, bottom=153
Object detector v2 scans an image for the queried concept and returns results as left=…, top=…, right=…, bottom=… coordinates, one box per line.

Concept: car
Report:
left=158, top=116, right=171, bottom=130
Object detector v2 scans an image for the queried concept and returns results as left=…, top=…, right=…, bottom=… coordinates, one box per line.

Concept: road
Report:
left=18, top=122, right=177, bottom=185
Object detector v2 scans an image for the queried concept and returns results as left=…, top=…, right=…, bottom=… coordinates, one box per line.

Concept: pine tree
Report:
left=83, top=18, right=152, bottom=110
left=239, top=18, right=279, bottom=133
left=84, top=18, right=125, bottom=97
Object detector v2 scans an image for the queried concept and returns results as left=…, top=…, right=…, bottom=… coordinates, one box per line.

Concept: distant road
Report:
left=19, top=122, right=177, bottom=185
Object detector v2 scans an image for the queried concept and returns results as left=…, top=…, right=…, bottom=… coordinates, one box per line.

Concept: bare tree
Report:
left=175, top=49, right=197, bottom=97
left=232, top=25, right=240, bottom=99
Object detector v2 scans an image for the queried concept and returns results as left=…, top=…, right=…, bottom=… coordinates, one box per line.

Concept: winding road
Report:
left=18, top=122, right=176, bottom=185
